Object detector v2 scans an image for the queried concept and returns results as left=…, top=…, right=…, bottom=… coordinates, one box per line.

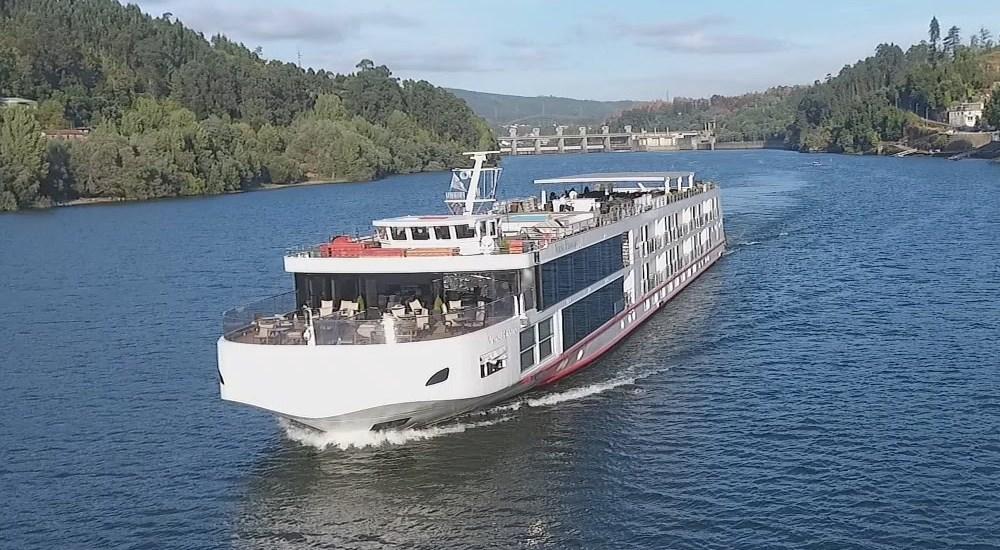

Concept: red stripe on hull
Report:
left=527, top=242, right=725, bottom=387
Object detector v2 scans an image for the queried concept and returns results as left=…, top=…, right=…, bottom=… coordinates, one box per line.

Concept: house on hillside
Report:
left=0, top=97, right=38, bottom=108
left=42, top=128, right=91, bottom=141
left=948, top=102, right=984, bottom=129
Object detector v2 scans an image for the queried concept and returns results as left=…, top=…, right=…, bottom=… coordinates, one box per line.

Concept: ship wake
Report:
left=281, top=365, right=670, bottom=450
left=279, top=416, right=514, bottom=451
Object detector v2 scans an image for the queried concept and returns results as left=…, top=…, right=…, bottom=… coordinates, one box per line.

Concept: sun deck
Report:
left=286, top=181, right=715, bottom=261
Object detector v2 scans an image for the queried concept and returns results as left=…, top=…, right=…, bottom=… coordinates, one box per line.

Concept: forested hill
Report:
left=606, top=87, right=804, bottom=142
left=448, top=88, right=638, bottom=129
left=0, top=0, right=494, bottom=212
left=788, top=24, right=1000, bottom=152
left=608, top=18, right=1000, bottom=153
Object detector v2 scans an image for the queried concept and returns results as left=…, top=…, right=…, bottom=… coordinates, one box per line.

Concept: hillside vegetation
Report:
left=0, top=0, right=494, bottom=211
left=607, top=87, right=803, bottom=142
left=448, top=88, right=638, bottom=129
left=608, top=18, right=1000, bottom=153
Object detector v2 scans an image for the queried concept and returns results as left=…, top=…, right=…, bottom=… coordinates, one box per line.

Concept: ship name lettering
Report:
left=489, top=327, right=516, bottom=345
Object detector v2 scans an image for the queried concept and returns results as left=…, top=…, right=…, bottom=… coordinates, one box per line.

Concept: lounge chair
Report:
left=338, top=300, right=359, bottom=317
left=319, top=300, right=334, bottom=317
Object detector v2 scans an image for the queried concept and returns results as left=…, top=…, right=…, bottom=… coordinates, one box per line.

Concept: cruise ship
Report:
left=217, top=152, right=725, bottom=433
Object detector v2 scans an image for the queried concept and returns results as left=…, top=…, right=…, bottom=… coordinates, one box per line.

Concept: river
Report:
left=1, top=151, right=998, bottom=549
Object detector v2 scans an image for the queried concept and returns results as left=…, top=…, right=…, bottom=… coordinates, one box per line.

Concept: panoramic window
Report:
left=411, top=226, right=430, bottom=240
left=390, top=226, right=407, bottom=240
left=538, top=235, right=625, bottom=308
left=434, top=226, right=452, bottom=240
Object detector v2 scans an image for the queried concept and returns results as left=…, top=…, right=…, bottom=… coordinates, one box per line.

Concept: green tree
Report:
left=979, top=28, right=994, bottom=49
left=0, top=107, right=48, bottom=210
left=41, top=140, right=75, bottom=203
left=929, top=17, right=941, bottom=51
left=944, top=26, right=961, bottom=59
left=985, top=93, right=1000, bottom=128
left=35, top=98, right=68, bottom=130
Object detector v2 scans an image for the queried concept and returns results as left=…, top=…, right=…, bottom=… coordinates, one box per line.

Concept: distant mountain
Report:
left=447, top=88, right=639, bottom=130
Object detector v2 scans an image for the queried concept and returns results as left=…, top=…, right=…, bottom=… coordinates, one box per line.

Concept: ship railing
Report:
left=223, top=294, right=517, bottom=345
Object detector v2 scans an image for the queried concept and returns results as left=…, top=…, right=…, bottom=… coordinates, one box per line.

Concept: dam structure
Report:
left=499, top=125, right=717, bottom=155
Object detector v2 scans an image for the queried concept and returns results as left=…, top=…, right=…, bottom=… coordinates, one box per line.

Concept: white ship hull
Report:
left=219, top=243, right=724, bottom=432
left=218, top=164, right=725, bottom=434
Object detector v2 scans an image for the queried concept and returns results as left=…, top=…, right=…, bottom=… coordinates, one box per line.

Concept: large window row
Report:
left=561, top=278, right=625, bottom=349
left=538, top=235, right=624, bottom=309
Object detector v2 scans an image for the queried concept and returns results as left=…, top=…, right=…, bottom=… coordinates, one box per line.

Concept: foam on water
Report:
left=279, top=416, right=514, bottom=450
left=283, top=366, right=671, bottom=450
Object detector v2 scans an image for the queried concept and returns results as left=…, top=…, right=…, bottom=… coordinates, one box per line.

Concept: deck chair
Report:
left=338, top=300, right=359, bottom=317
left=415, top=312, right=430, bottom=332
left=319, top=300, right=334, bottom=317
left=390, top=305, right=407, bottom=319
left=255, top=320, right=274, bottom=343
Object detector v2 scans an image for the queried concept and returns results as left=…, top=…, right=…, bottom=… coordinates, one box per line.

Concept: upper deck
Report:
left=284, top=169, right=716, bottom=274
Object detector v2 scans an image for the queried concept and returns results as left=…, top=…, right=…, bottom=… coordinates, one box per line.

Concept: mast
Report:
left=447, top=151, right=501, bottom=215
left=463, top=151, right=487, bottom=215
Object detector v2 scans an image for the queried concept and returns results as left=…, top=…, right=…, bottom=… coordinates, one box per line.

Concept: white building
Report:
left=948, top=102, right=984, bottom=129
left=0, top=97, right=37, bottom=108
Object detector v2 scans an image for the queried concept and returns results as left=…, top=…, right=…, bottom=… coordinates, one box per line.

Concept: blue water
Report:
left=1, top=151, right=998, bottom=549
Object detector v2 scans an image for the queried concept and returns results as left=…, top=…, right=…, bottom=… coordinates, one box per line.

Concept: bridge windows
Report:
left=455, top=224, right=476, bottom=239
left=434, top=226, right=452, bottom=240
left=390, top=226, right=407, bottom=240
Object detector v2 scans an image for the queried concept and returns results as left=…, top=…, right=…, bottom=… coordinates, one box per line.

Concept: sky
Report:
left=133, top=0, right=1000, bottom=101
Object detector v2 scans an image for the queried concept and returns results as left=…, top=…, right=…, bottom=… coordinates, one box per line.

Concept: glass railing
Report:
left=223, top=294, right=518, bottom=345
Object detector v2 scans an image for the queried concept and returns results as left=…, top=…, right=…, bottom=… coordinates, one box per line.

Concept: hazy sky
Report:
left=133, top=0, right=1000, bottom=101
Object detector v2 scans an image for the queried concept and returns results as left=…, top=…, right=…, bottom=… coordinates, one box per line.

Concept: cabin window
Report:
left=537, top=318, right=553, bottom=360
left=480, top=221, right=488, bottom=236
left=520, top=327, right=535, bottom=370
left=411, top=226, right=430, bottom=240
left=390, top=226, right=407, bottom=240
left=489, top=221, right=497, bottom=236
left=376, top=227, right=388, bottom=240
left=434, top=226, right=452, bottom=240
left=455, top=224, right=475, bottom=239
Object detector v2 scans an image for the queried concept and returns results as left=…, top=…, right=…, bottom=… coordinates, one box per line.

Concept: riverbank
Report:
left=53, top=178, right=357, bottom=209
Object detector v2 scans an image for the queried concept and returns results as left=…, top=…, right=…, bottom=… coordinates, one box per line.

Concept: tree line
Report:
left=607, top=87, right=804, bottom=142
left=0, top=0, right=494, bottom=211
left=607, top=17, right=1000, bottom=154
